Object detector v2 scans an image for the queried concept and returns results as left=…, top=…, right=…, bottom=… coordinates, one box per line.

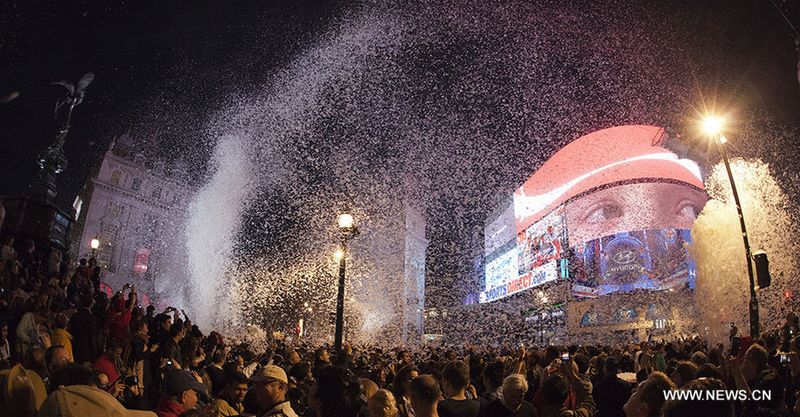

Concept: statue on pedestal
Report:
left=31, top=73, right=94, bottom=201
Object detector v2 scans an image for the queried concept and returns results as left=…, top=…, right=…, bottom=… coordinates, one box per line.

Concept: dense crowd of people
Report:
left=1, top=236, right=800, bottom=417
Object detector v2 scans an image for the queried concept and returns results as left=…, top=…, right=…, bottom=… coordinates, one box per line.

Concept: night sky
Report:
left=3, top=0, right=800, bottom=309
left=2, top=1, right=799, bottom=203
left=1, top=0, right=344, bottom=205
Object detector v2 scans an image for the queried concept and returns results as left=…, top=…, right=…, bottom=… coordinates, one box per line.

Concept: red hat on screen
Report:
left=513, top=125, right=704, bottom=232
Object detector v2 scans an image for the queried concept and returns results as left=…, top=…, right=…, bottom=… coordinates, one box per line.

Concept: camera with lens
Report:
left=123, top=375, right=139, bottom=386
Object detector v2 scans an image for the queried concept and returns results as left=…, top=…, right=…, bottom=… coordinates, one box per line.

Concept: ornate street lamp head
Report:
left=337, top=213, right=354, bottom=230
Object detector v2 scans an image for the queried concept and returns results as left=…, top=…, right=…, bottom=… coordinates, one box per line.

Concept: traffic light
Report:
left=753, top=251, right=771, bottom=289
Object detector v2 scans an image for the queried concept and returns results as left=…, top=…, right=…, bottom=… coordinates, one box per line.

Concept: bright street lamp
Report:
left=334, top=211, right=359, bottom=352
left=90, top=236, right=100, bottom=257
left=701, top=115, right=724, bottom=136
left=701, top=115, right=760, bottom=338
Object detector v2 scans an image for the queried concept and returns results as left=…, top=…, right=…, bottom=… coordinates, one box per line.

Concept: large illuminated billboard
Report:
left=570, top=228, right=697, bottom=298
left=480, top=209, right=564, bottom=303
left=482, top=125, right=708, bottom=303
left=513, top=125, right=704, bottom=234
left=484, top=241, right=518, bottom=290
left=480, top=259, right=559, bottom=303
left=484, top=201, right=516, bottom=256
left=517, top=208, right=566, bottom=276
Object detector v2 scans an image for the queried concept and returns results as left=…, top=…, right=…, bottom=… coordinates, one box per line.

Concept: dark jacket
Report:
left=592, top=375, right=632, bottom=417
left=438, top=398, right=481, bottom=417
left=482, top=399, right=538, bottom=417
left=206, top=363, right=227, bottom=396
left=69, top=307, right=99, bottom=364
left=160, top=338, right=184, bottom=367
left=540, top=378, right=595, bottom=417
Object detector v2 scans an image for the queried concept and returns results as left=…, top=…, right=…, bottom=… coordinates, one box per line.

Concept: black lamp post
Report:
left=334, top=213, right=358, bottom=351
left=703, top=116, right=760, bottom=338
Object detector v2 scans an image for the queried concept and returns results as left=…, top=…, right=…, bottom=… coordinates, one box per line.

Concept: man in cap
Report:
left=250, top=364, right=298, bottom=417
left=154, top=370, right=206, bottom=417
left=1, top=364, right=47, bottom=416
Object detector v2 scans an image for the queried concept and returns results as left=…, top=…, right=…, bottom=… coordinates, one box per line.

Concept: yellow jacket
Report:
left=211, top=398, right=244, bottom=417
left=51, top=328, right=74, bottom=362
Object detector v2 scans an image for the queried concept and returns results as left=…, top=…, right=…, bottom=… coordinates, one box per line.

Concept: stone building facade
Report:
left=71, top=138, right=193, bottom=305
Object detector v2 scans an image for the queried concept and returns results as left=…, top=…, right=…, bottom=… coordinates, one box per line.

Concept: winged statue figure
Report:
left=51, top=72, right=94, bottom=148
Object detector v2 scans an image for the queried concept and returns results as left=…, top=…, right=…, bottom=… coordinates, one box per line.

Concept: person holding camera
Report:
left=96, top=336, right=145, bottom=407
left=127, top=318, right=155, bottom=405
left=109, top=283, right=137, bottom=342
left=160, top=322, right=187, bottom=369
left=95, top=338, right=125, bottom=386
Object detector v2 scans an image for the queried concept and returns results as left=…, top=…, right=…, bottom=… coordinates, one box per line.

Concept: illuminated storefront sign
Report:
left=480, top=260, right=558, bottom=303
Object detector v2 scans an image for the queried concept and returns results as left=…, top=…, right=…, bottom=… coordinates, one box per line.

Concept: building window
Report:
left=107, top=201, right=124, bottom=217
left=72, top=196, right=83, bottom=219
left=99, top=223, right=118, bottom=264
left=152, top=186, right=162, bottom=199
left=172, top=193, right=180, bottom=204
left=110, top=170, right=121, bottom=186
left=133, top=248, right=150, bottom=274
left=132, top=178, right=142, bottom=192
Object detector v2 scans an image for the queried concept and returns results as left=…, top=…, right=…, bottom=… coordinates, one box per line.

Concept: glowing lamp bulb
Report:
left=304, top=302, right=309, bottom=308
left=719, top=135, right=728, bottom=144
left=337, top=213, right=354, bottom=229
left=90, top=238, right=100, bottom=250
left=701, top=116, right=724, bottom=136
left=334, top=248, right=344, bottom=260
